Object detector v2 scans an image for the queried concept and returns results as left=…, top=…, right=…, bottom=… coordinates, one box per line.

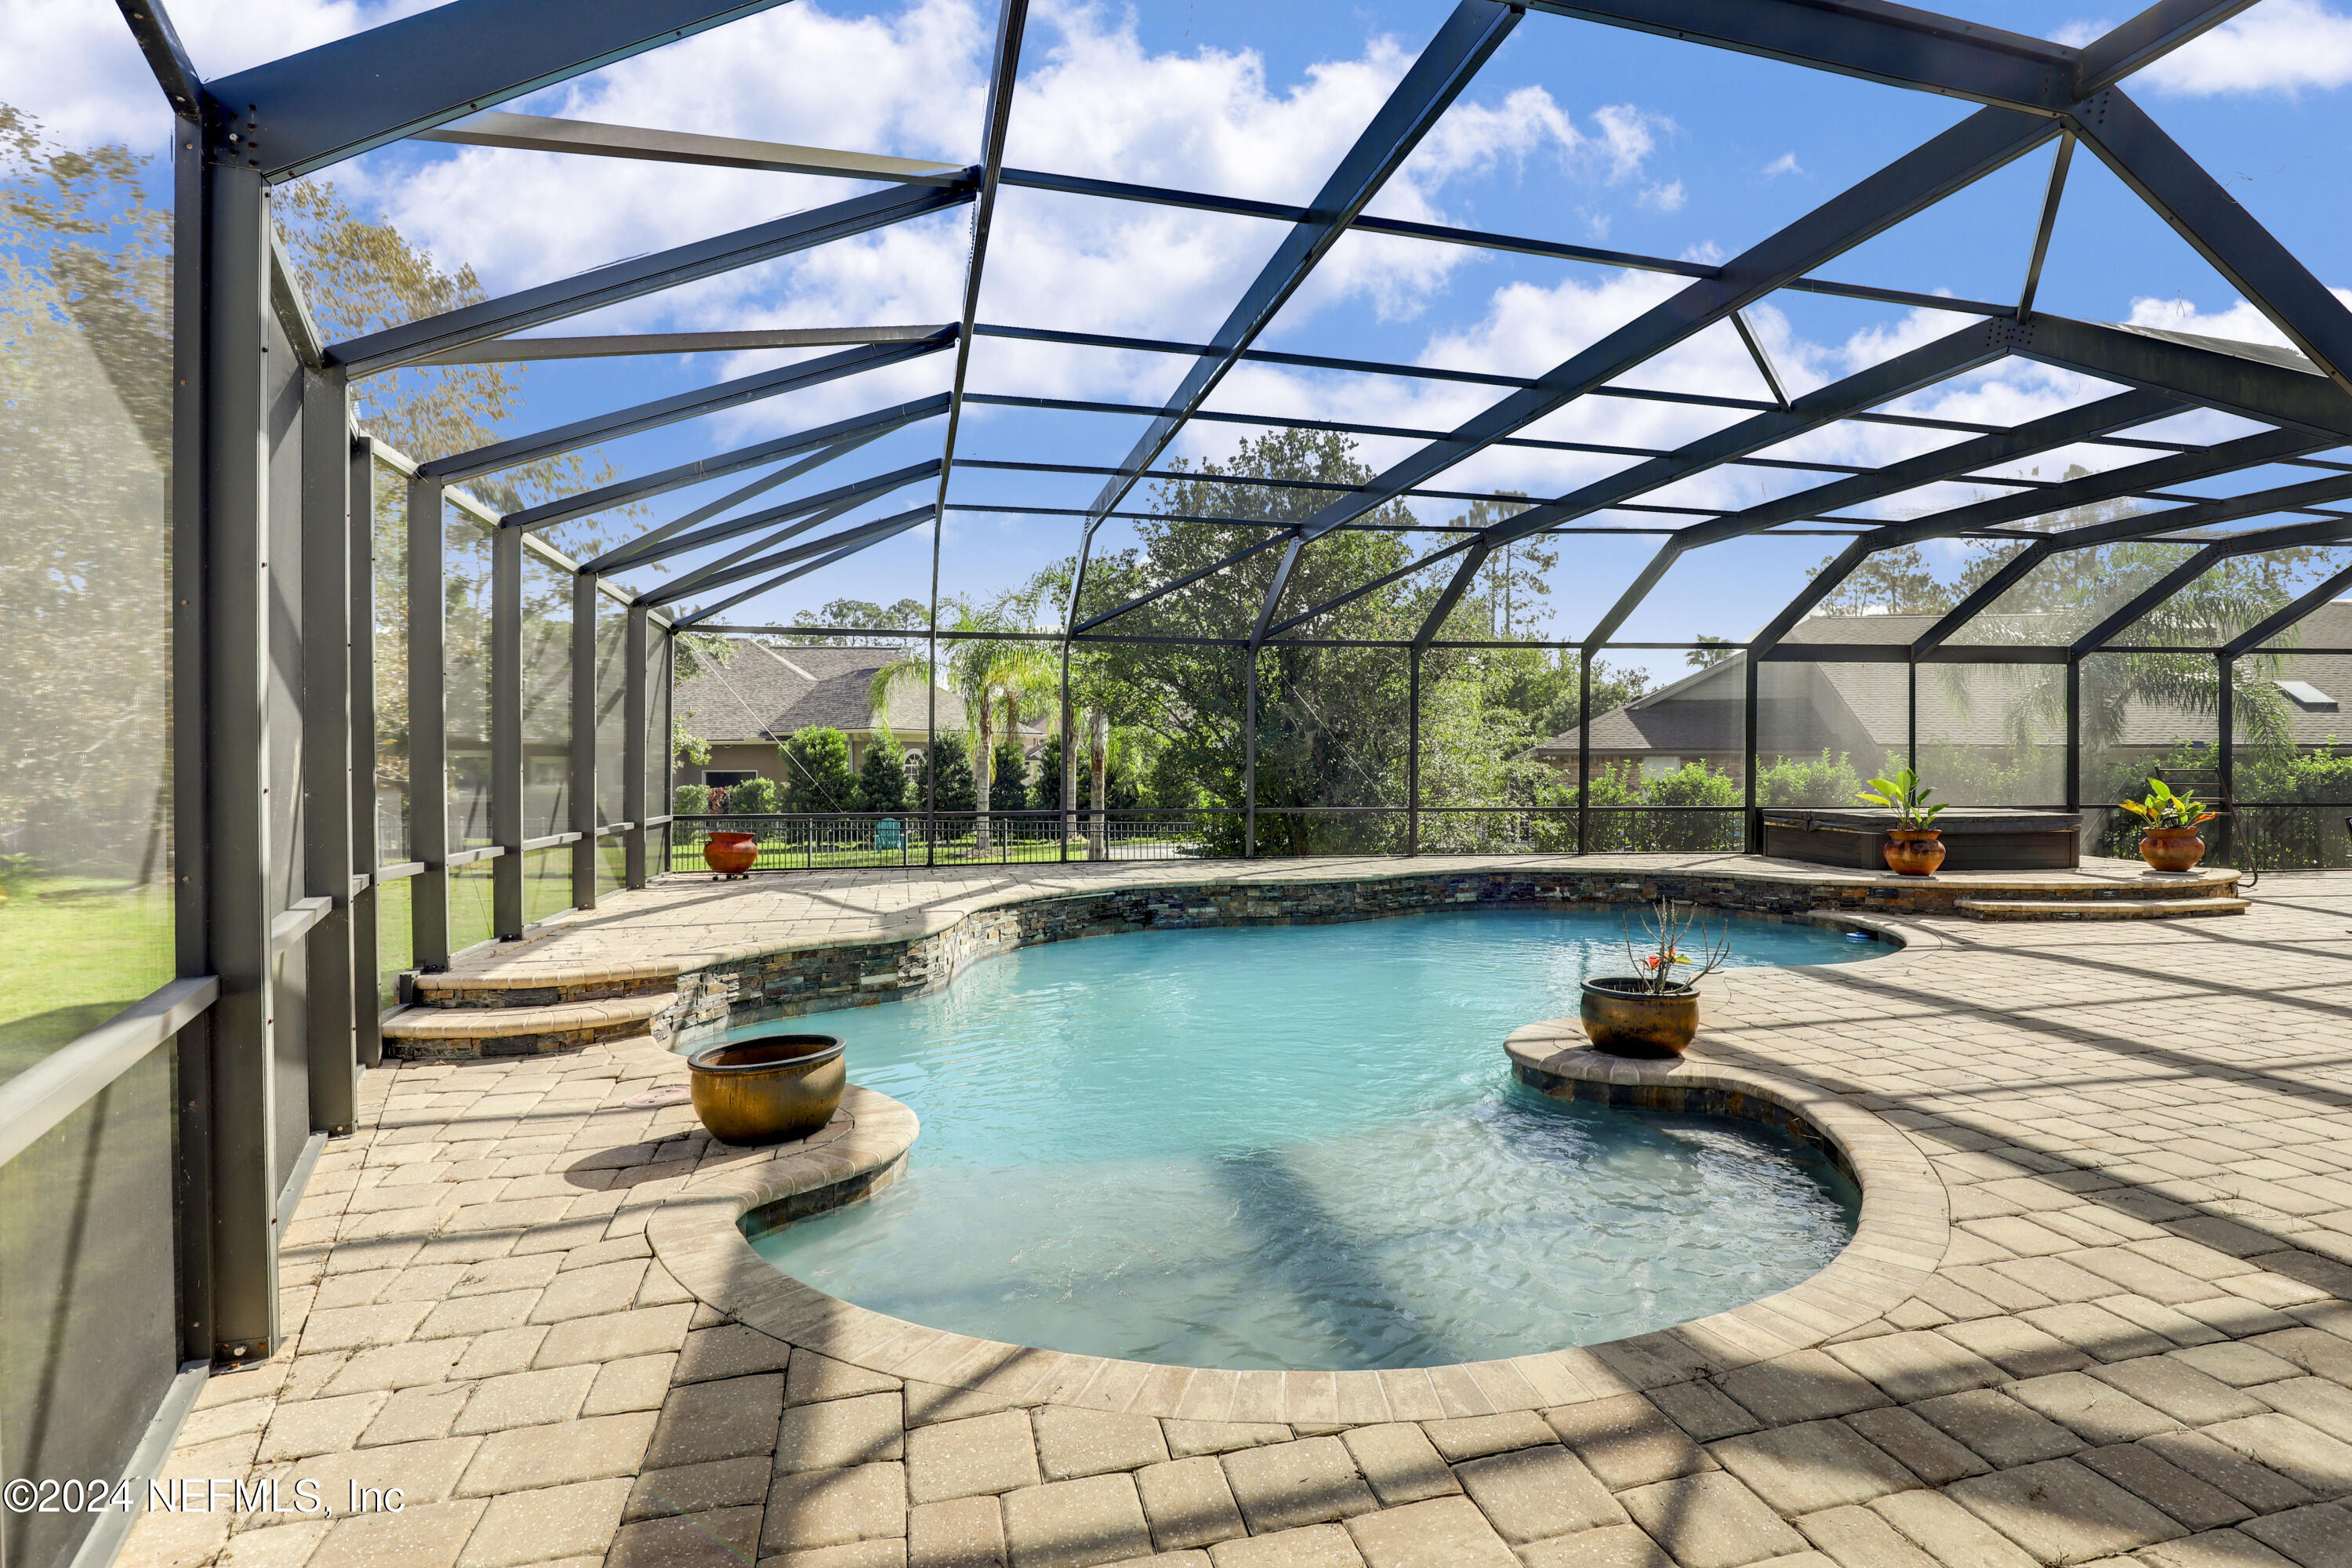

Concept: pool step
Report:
left=411, top=960, right=683, bottom=1010
left=381, top=989, right=677, bottom=1062
left=1955, top=896, right=2249, bottom=920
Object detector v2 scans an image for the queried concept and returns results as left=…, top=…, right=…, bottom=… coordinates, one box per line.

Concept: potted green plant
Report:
left=2119, top=777, right=2218, bottom=872
left=1857, top=767, right=1947, bottom=876
left=1581, top=900, right=1733, bottom=1058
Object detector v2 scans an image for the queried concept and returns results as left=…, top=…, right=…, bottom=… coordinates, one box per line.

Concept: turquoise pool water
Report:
left=743, top=908, right=1875, bottom=1370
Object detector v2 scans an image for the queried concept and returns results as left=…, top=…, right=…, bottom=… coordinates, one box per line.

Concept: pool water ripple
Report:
left=743, top=908, right=1873, bottom=1370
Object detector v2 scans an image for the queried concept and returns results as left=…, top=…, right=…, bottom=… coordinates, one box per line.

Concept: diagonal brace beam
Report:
left=325, top=183, right=971, bottom=376
left=205, top=0, right=797, bottom=182
left=419, top=336, right=951, bottom=481
left=503, top=393, right=949, bottom=530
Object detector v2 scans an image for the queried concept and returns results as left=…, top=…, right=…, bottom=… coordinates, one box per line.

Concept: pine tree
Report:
left=779, top=728, right=856, bottom=813
left=856, top=733, right=908, bottom=815
left=989, top=738, right=1030, bottom=813
left=920, top=733, right=978, bottom=814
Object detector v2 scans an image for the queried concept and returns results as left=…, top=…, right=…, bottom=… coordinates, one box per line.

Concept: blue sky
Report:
left=15, top=0, right=2352, bottom=683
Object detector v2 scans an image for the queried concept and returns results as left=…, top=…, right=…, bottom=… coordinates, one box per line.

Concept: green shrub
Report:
left=728, top=775, right=780, bottom=815
left=780, top=728, right=857, bottom=813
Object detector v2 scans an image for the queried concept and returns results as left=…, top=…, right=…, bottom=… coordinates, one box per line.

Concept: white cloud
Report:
left=0, top=0, right=437, bottom=149
left=1759, top=151, right=1802, bottom=179
left=1638, top=180, right=1686, bottom=213
left=2137, top=0, right=2352, bottom=95
left=2125, top=288, right=2352, bottom=348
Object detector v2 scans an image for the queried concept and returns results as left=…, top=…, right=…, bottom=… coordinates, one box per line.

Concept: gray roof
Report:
left=1534, top=603, right=2352, bottom=759
left=673, top=640, right=966, bottom=743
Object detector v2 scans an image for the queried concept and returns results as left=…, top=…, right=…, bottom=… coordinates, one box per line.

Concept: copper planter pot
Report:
left=2138, top=826, right=2208, bottom=873
left=1882, top=827, right=1946, bottom=877
left=687, top=1033, right=847, bottom=1145
left=1580, top=978, right=1698, bottom=1058
left=702, top=829, right=757, bottom=877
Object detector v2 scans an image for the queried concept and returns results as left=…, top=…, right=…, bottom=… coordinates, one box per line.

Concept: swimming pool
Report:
left=742, top=906, right=1880, bottom=1370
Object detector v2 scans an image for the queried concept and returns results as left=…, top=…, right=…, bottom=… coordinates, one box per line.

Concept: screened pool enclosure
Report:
left=6, top=0, right=2352, bottom=1561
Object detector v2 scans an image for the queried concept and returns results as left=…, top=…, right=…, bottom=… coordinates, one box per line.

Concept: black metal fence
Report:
left=666, top=804, right=1760, bottom=870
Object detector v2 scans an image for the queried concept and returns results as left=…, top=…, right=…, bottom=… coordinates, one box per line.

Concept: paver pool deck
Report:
left=124, top=858, right=2352, bottom=1568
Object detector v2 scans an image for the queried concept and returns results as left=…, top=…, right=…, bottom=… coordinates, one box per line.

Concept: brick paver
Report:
left=116, top=867, right=2352, bottom=1568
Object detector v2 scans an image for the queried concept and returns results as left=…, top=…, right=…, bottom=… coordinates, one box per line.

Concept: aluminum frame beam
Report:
left=325, top=183, right=971, bottom=376
left=2066, top=86, right=2352, bottom=393
left=1526, top=0, right=2254, bottom=111
left=573, top=440, right=876, bottom=572
left=203, top=0, right=796, bottom=181
left=996, top=167, right=2019, bottom=320
left=638, top=506, right=937, bottom=605
left=594, top=459, right=942, bottom=575
left=668, top=504, right=936, bottom=626
left=503, top=394, right=949, bottom=531
left=931, top=0, right=1030, bottom=589
left=417, top=336, right=951, bottom=482
left=1085, top=0, right=1523, bottom=530
left=1276, top=108, right=2063, bottom=557
left=2069, top=510, right=2352, bottom=654
left=1770, top=456, right=2352, bottom=654
left=412, top=111, right=967, bottom=183
left=415, top=326, right=953, bottom=367
left=1578, top=385, right=2181, bottom=653
left=1523, top=0, right=2074, bottom=112
left=2009, top=315, right=2352, bottom=439
left=2226, top=560, right=2352, bottom=655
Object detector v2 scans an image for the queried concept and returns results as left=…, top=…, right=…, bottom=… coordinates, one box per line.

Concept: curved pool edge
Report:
left=641, top=959, right=1954, bottom=1423
left=666, top=869, right=1917, bottom=1054
left=1503, top=1019, right=1951, bottom=1364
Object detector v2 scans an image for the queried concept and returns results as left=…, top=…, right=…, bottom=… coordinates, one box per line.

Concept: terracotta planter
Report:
left=687, top=1033, right=847, bottom=1145
left=2138, top=825, right=2207, bottom=873
left=1580, top=977, right=1698, bottom=1058
left=1882, top=827, right=1946, bottom=877
left=702, top=830, right=757, bottom=877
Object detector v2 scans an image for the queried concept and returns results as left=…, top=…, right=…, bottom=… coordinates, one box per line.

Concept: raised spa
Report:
left=742, top=906, right=1883, bottom=1370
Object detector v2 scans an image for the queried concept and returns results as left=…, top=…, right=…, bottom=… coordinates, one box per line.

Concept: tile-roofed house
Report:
left=1531, top=603, right=2352, bottom=786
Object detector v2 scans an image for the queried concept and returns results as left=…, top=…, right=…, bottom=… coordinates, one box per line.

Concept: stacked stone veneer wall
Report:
left=662, top=866, right=1926, bottom=1049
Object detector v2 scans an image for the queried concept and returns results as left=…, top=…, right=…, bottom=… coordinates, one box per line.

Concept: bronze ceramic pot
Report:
left=1882, top=827, right=1946, bottom=877
left=688, top=1034, right=848, bottom=1145
left=1580, top=977, right=1699, bottom=1058
left=2138, top=825, right=2207, bottom=873
left=702, top=830, right=757, bottom=877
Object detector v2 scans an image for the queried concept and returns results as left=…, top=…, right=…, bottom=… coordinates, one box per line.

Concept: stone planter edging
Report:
left=646, top=1014, right=1952, bottom=1424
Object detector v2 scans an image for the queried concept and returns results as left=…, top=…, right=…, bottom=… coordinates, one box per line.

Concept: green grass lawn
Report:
left=0, top=877, right=173, bottom=1083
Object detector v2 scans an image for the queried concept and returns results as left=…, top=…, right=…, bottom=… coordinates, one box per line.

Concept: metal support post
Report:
left=572, top=572, right=600, bottom=909
left=201, top=163, right=281, bottom=1361
left=2063, top=656, right=2082, bottom=811
left=660, top=626, right=676, bottom=874
left=409, top=476, right=451, bottom=969
left=623, top=604, right=648, bottom=887
left=492, top=524, right=524, bottom=937
left=350, top=439, right=383, bottom=1066
left=1907, top=658, right=1918, bottom=772
left=299, top=368, right=357, bottom=1136
left=1406, top=647, right=1421, bottom=856
left=1243, top=652, right=1258, bottom=858
left=1059, top=639, right=1073, bottom=862
left=2217, top=652, right=2236, bottom=860
left=1577, top=652, right=1592, bottom=855
left=171, top=114, right=216, bottom=1365
left=1742, top=654, right=1760, bottom=851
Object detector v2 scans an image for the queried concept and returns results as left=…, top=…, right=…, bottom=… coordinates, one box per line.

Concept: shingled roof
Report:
left=673, top=641, right=967, bottom=744
left=1534, top=604, right=2352, bottom=761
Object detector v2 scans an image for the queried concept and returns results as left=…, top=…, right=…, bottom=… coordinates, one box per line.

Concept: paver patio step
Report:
left=1954, top=895, right=2249, bottom=919
left=412, top=959, right=683, bottom=1008
left=381, top=989, right=677, bottom=1059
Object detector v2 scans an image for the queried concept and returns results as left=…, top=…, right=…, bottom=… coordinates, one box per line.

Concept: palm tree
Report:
left=868, top=595, right=1054, bottom=856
